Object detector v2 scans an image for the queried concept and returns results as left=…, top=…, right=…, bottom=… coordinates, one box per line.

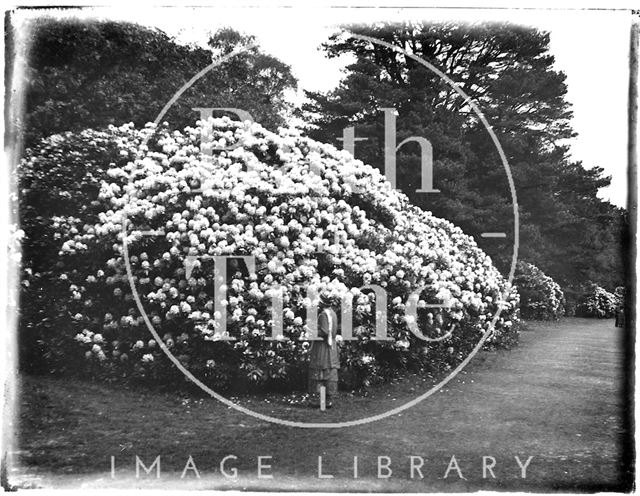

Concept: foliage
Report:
left=614, top=286, right=626, bottom=310
left=613, top=286, right=626, bottom=328
left=575, top=283, right=617, bottom=319
left=15, top=19, right=297, bottom=145
left=513, top=261, right=564, bottom=320
left=14, top=17, right=296, bottom=375
left=303, top=21, right=627, bottom=293
left=18, top=119, right=519, bottom=390
left=18, top=127, right=137, bottom=373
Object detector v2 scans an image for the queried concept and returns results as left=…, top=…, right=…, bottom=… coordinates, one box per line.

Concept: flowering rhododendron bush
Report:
left=20, top=118, right=520, bottom=390
left=513, top=261, right=565, bottom=320
left=575, top=284, right=617, bottom=319
left=18, top=127, right=145, bottom=373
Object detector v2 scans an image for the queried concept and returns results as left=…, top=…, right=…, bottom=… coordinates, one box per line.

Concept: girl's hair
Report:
left=318, top=294, right=333, bottom=311
left=318, top=296, right=340, bottom=329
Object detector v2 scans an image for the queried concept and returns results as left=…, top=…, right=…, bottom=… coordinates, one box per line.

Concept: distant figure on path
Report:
left=308, top=303, right=341, bottom=408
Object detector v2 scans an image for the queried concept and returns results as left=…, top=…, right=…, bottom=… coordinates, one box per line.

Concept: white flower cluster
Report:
left=57, top=117, right=519, bottom=379
left=513, top=261, right=564, bottom=320
left=576, top=284, right=616, bottom=319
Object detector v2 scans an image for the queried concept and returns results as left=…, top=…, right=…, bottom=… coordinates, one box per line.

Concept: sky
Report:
left=16, top=6, right=633, bottom=207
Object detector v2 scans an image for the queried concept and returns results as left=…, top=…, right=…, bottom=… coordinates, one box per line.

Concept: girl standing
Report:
left=308, top=304, right=340, bottom=408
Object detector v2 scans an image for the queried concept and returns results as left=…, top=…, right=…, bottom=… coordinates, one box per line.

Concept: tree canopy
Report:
left=303, top=21, right=627, bottom=297
left=16, top=18, right=297, bottom=145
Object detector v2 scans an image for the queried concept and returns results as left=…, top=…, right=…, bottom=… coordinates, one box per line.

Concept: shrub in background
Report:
left=513, top=261, right=565, bottom=320
left=614, top=286, right=625, bottom=308
left=613, top=286, right=626, bottom=327
left=575, top=283, right=617, bottom=318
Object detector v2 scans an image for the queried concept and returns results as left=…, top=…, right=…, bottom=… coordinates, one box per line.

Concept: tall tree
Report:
left=15, top=18, right=297, bottom=145
left=304, top=21, right=627, bottom=294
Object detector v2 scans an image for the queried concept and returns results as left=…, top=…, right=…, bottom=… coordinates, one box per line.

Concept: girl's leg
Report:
left=326, top=378, right=338, bottom=407
left=308, top=376, right=321, bottom=407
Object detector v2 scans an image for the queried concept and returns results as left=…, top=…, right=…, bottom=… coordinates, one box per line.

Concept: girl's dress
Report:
left=308, top=309, right=340, bottom=399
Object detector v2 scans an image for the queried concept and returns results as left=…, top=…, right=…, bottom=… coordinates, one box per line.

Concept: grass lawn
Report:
left=8, top=318, right=633, bottom=491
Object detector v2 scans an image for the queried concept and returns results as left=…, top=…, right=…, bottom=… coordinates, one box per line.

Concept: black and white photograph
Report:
left=2, top=2, right=636, bottom=492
